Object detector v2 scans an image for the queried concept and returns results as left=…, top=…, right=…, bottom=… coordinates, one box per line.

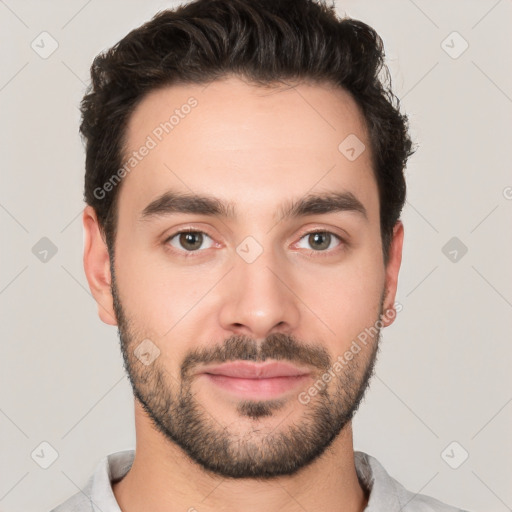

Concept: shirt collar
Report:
left=83, top=449, right=455, bottom=512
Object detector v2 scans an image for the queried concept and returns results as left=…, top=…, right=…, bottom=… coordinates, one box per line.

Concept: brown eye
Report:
left=179, top=232, right=203, bottom=251
left=296, top=231, right=342, bottom=253
left=308, top=232, right=331, bottom=250
left=167, top=231, right=214, bottom=252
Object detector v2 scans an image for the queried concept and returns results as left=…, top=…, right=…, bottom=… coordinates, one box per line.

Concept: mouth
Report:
left=197, top=361, right=312, bottom=400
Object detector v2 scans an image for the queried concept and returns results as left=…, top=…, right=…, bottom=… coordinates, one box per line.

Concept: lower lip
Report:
left=202, top=373, right=311, bottom=400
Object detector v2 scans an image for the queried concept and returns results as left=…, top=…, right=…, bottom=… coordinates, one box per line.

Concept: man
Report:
left=51, top=0, right=467, bottom=510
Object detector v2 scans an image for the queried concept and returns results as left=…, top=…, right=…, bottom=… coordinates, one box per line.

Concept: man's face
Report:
left=100, top=76, right=399, bottom=478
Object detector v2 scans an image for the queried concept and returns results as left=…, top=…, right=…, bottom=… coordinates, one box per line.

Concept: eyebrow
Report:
left=139, top=190, right=367, bottom=223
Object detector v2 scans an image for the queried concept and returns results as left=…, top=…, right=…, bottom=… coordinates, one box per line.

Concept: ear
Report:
left=381, top=221, right=404, bottom=327
left=82, top=205, right=117, bottom=326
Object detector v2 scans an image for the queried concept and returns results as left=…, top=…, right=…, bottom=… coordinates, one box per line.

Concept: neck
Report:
left=113, top=401, right=368, bottom=512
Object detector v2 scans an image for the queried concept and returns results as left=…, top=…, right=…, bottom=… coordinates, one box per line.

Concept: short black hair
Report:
left=80, top=0, right=414, bottom=264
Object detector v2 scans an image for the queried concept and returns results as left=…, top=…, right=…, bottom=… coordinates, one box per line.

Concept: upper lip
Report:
left=199, top=361, right=311, bottom=379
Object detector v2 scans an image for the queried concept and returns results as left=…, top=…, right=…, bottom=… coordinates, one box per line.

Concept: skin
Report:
left=83, top=75, right=403, bottom=512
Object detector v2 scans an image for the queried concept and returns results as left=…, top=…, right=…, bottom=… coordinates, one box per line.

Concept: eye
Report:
left=165, top=230, right=215, bottom=252
left=295, top=230, right=343, bottom=253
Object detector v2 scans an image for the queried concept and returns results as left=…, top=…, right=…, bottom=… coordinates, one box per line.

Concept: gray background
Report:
left=1, top=1, right=511, bottom=511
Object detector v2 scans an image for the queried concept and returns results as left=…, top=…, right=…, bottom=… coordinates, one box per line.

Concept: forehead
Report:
left=118, top=76, right=378, bottom=224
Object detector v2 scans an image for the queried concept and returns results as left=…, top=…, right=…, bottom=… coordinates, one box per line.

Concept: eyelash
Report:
left=163, top=227, right=346, bottom=259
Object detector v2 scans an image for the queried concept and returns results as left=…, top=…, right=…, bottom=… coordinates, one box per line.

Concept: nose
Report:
left=217, top=247, right=301, bottom=341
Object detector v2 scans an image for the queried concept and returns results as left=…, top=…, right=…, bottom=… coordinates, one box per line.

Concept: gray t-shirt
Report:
left=50, top=450, right=468, bottom=511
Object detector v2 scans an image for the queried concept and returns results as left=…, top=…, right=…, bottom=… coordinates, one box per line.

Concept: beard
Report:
left=111, top=268, right=382, bottom=480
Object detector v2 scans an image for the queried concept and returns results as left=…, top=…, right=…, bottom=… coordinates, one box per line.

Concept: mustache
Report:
left=180, top=332, right=331, bottom=379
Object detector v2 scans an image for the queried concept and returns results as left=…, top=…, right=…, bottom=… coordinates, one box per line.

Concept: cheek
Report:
left=294, top=250, right=385, bottom=344
left=114, top=244, right=221, bottom=337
